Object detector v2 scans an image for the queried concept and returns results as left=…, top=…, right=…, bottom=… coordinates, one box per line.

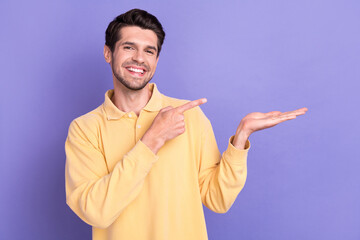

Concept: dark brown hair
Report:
left=105, top=9, right=165, bottom=57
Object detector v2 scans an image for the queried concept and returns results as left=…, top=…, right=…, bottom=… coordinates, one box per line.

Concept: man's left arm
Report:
left=198, top=107, right=308, bottom=213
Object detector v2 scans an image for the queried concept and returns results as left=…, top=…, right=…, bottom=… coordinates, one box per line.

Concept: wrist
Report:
left=237, top=121, right=252, bottom=137
left=141, top=132, right=164, bottom=154
left=232, top=130, right=250, bottom=150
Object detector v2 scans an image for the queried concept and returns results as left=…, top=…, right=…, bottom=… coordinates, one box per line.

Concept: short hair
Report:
left=105, top=9, right=165, bottom=57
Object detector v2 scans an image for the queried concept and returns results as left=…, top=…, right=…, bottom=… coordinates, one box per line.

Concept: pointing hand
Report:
left=141, top=98, right=207, bottom=154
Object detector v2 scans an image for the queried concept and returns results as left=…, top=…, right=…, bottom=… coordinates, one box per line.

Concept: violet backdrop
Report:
left=1, top=0, right=359, bottom=239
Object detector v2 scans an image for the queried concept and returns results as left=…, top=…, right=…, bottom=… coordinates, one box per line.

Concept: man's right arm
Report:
left=65, top=120, right=158, bottom=228
left=141, top=98, right=207, bottom=154
left=65, top=99, right=206, bottom=228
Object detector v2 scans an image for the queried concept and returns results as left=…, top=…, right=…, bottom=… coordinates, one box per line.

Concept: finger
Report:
left=297, top=107, right=308, bottom=112
left=274, top=112, right=297, bottom=120
left=270, top=114, right=296, bottom=126
left=160, top=106, right=173, bottom=112
left=287, top=107, right=308, bottom=115
left=294, top=107, right=308, bottom=115
left=277, top=108, right=306, bottom=118
left=265, top=111, right=282, bottom=117
left=174, top=114, right=185, bottom=121
left=294, top=110, right=307, bottom=116
left=176, top=98, right=207, bottom=113
left=285, top=110, right=306, bottom=117
left=279, top=114, right=297, bottom=120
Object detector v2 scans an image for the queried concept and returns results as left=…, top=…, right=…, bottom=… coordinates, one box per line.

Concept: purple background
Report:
left=1, top=0, right=360, bottom=239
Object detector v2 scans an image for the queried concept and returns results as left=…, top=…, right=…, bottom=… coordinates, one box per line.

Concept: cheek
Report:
left=112, top=55, right=125, bottom=70
left=111, top=60, right=124, bottom=76
left=150, top=59, right=158, bottom=71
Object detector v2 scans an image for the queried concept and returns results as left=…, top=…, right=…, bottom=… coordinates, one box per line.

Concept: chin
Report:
left=122, top=79, right=150, bottom=91
left=114, top=71, right=153, bottom=91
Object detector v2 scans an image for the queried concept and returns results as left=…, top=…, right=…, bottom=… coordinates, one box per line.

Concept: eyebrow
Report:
left=121, top=41, right=157, bottom=52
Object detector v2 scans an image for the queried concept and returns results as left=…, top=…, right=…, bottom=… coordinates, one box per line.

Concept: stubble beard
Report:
left=112, top=61, right=153, bottom=91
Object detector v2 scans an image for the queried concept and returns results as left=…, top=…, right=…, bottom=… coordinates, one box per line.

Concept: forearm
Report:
left=199, top=135, right=250, bottom=213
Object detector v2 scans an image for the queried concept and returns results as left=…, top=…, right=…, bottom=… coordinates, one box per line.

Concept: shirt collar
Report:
left=103, top=83, right=163, bottom=120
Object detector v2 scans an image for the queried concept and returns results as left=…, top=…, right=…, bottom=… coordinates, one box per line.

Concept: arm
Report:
left=198, top=107, right=308, bottom=213
left=65, top=120, right=158, bottom=228
left=198, top=117, right=250, bottom=213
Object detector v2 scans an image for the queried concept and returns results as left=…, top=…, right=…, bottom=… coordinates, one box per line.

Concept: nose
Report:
left=132, top=50, right=145, bottom=63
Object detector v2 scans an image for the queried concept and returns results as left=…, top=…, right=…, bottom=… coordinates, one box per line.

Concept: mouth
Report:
left=125, top=66, right=146, bottom=77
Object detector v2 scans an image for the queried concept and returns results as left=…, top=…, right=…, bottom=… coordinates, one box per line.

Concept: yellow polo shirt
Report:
left=65, top=83, right=250, bottom=240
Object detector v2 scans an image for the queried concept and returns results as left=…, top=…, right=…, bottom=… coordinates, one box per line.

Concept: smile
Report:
left=126, top=67, right=145, bottom=74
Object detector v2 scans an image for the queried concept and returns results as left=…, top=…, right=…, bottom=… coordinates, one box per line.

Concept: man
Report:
left=65, top=9, right=307, bottom=240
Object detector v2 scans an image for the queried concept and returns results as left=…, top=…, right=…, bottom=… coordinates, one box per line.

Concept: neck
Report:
left=111, top=81, right=152, bottom=116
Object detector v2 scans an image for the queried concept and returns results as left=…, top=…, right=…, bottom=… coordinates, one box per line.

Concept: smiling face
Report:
left=104, top=26, right=159, bottom=91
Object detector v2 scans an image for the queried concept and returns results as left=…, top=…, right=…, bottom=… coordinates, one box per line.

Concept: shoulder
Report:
left=67, top=105, right=105, bottom=141
left=73, top=105, right=104, bottom=126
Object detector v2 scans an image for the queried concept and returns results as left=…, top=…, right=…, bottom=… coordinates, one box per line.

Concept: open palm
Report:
left=232, top=107, right=308, bottom=149
left=240, top=107, right=308, bottom=134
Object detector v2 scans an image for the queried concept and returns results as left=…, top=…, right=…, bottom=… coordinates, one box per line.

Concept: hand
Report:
left=232, top=107, right=308, bottom=149
left=141, top=98, right=207, bottom=154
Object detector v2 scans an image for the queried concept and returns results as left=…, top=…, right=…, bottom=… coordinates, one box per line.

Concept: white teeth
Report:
left=127, top=67, right=144, bottom=74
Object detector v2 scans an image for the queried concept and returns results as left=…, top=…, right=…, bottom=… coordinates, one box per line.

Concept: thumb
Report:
left=160, top=106, right=173, bottom=112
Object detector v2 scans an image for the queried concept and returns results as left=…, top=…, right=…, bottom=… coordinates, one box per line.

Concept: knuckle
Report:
left=178, top=127, right=185, bottom=134
left=176, top=114, right=184, bottom=121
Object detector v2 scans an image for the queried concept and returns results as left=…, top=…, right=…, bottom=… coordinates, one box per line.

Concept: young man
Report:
left=65, top=9, right=307, bottom=240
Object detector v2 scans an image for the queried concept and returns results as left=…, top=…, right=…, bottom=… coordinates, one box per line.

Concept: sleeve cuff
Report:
left=222, top=136, right=250, bottom=165
left=125, top=140, right=160, bottom=173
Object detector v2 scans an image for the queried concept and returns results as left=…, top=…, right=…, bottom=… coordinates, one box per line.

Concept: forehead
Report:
left=118, top=26, right=158, bottom=47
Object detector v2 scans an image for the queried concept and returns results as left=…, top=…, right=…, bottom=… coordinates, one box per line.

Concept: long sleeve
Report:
left=65, top=120, right=158, bottom=228
left=198, top=119, right=250, bottom=213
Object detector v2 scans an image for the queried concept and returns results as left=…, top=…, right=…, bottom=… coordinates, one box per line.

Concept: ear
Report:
left=104, top=45, right=112, bottom=63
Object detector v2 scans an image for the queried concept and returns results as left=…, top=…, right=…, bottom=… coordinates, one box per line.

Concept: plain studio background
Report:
left=1, top=0, right=359, bottom=239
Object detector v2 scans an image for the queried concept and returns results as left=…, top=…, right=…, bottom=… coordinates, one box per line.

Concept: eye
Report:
left=146, top=50, right=155, bottom=55
left=124, top=46, right=134, bottom=50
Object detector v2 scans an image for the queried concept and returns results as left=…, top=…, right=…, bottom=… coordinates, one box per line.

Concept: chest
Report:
left=100, top=113, right=201, bottom=180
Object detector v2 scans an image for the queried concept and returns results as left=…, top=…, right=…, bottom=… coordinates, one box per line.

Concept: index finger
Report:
left=176, top=98, right=207, bottom=113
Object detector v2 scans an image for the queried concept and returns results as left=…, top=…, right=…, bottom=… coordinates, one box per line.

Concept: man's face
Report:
left=107, top=26, right=159, bottom=91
